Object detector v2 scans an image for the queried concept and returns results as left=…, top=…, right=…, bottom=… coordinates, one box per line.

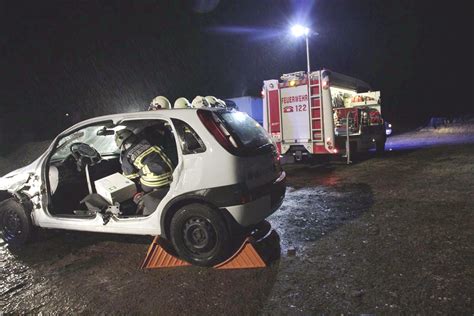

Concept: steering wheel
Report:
left=70, top=142, right=102, bottom=172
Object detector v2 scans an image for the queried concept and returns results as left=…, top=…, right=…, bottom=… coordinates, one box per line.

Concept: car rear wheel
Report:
left=170, top=203, right=231, bottom=267
left=0, top=199, right=33, bottom=247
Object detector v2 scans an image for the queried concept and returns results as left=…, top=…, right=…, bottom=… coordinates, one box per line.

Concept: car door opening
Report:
left=46, top=119, right=178, bottom=220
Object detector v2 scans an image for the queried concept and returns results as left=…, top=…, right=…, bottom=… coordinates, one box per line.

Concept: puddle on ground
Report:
left=267, top=183, right=373, bottom=255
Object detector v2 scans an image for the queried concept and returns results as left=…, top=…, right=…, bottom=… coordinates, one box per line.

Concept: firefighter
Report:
left=191, top=96, right=209, bottom=108
left=148, top=96, right=171, bottom=111
left=173, top=97, right=193, bottom=109
left=115, top=128, right=174, bottom=213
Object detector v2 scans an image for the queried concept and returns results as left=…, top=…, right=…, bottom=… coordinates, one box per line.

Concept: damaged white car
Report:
left=0, top=108, right=286, bottom=266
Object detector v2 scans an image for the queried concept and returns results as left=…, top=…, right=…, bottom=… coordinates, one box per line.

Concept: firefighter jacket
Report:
left=120, top=140, right=173, bottom=190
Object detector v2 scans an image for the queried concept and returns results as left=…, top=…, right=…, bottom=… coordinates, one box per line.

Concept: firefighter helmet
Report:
left=149, top=96, right=171, bottom=110
left=191, top=96, right=209, bottom=108
left=115, top=128, right=136, bottom=148
left=174, top=97, right=192, bottom=109
left=205, top=96, right=219, bottom=107
left=216, top=98, right=226, bottom=108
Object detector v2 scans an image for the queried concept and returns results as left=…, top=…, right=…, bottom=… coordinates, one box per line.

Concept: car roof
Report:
left=60, top=108, right=221, bottom=136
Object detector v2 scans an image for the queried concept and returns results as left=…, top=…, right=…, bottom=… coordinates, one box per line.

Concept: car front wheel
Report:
left=170, top=203, right=231, bottom=267
left=0, top=199, right=33, bottom=247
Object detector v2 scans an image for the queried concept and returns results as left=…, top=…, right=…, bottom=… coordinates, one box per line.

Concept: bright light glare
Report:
left=291, top=24, right=310, bottom=37
left=233, top=111, right=247, bottom=122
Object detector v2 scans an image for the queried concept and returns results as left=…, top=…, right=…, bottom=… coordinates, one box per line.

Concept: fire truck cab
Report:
left=262, top=70, right=386, bottom=160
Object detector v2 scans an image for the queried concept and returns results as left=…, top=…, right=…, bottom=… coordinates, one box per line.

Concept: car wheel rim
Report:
left=3, top=209, right=23, bottom=240
left=182, top=216, right=216, bottom=255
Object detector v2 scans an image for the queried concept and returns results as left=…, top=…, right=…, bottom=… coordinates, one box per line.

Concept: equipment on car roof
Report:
left=149, top=96, right=171, bottom=110
left=205, top=96, right=219, bottom=107
left=191, top=95, right=209, bottom=108
left=173, top=97, right=193, bottom=109
left=216, top=98, right=227, bottom=108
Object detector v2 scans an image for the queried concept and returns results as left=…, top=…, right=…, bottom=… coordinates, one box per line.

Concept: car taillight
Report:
left=197, top=110, right=239, bottom=152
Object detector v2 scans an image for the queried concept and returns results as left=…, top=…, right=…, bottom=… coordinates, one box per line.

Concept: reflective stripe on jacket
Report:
left=122, top=140, right=173, bottom=189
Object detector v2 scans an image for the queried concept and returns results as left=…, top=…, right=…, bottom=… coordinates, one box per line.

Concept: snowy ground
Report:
left=386, top=122, right=474, bottom=151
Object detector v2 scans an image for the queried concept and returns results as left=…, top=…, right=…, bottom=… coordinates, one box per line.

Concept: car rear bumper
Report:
left=226, top=171, right=286, bottom=227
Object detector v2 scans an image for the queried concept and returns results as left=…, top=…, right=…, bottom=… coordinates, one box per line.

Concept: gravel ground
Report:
left=1, top=127, right=473, bottom=314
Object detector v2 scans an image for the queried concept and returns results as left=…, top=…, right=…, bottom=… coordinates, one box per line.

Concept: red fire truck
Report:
left=262, top=70, right=386, bottom=160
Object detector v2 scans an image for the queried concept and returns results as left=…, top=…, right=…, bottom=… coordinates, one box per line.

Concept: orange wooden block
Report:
left=141, top=236, right=190, bottom=269
left=141, top=236, right=266, bottom=270
left=214, top=237, right=266, bottom=269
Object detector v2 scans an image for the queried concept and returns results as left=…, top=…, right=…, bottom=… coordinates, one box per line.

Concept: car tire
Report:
left=170, top=203, right=231, bottom=267
left=0, top=199, right=33, bottom=247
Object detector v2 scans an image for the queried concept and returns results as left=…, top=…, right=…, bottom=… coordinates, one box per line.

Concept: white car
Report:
left=0, top=108, right=286, bottom=266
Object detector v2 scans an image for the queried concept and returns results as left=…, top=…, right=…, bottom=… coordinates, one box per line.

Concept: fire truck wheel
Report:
left=376, top=140, right=386, bottom=154
left=170, top=203, right=231, bottom=267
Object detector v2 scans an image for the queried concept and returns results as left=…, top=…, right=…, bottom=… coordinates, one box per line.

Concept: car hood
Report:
left=0, top=157, right=42, bottom=191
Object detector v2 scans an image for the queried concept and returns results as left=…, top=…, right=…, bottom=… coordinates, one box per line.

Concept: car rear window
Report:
left=218, top=111, right=272, bottom=151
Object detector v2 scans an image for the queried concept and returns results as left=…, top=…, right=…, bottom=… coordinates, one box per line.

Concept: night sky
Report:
left=1, top=0, right=473, bottom=146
